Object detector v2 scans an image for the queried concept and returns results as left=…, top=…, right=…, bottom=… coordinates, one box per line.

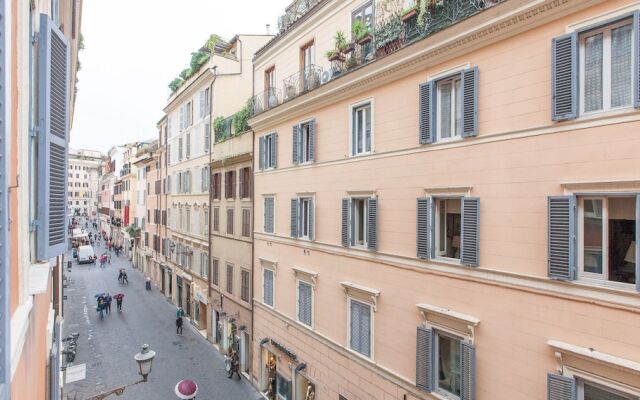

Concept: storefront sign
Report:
left=270, top=339, right=297, bottom=361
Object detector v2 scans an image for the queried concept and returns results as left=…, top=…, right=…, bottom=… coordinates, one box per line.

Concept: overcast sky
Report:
left=70, top=0, right=290, bottom=153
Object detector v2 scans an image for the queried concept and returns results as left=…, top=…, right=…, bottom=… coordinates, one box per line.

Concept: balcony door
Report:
left=300, top=41, right=316, bottom=91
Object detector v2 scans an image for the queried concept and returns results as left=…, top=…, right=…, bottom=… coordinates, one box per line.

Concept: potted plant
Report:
left=325, top=49, right=344, bottom=62
left=352, top=20, right=373, bottom=45
left=402, top=0, right=419, bottom=22
left=374, top=13, right=404, bottom=57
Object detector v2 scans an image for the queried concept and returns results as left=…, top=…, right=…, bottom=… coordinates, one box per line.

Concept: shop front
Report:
left=259, top=338, right=313, bottom=400
left=193, top=287, right=208, bottom=337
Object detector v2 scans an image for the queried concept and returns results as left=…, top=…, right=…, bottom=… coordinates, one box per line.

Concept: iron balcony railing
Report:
left=282, top=65, right=323, bottom=102
left=251, top=87, right=282, bottom=115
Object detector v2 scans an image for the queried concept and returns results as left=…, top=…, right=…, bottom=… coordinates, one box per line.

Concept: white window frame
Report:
left=265, top=133, right=276, bottom=170
left=578, top=18, right=634, bottom=116
left=263, top=196, right=276, bottom=234
left=435, top=75, right=463, bottom=142
left=262, top=268, right=275, bottom=308
left=298, top=120, right=313, bottom=164
left=296, top=279, right=314, bottom=328
left=433, top=328, right=464, bottom=400
left=434, top=197, right=463, bottom=263
left=349, top=99, right=374, bottom=156
left=346, top=297, right=373, bottom=359
left=297, top=196, right=313, bottom=240
left=351, top=197, right=369, bottom=248
left=576, top=195, right=636, bottom=290
left=563, top=366, right=640, bottom=399
left=203, top=207, right=209, bottom=236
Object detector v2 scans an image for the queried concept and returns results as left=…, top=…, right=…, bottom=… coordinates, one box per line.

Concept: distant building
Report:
left=68, top=148, right=102, bottom=218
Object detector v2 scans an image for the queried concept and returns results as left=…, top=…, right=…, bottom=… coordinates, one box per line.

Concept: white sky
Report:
left=70, top=0, right=291, bottom=153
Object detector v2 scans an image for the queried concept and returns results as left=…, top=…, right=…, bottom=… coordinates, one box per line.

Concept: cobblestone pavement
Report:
left=62, top=231, right=260, bottom=400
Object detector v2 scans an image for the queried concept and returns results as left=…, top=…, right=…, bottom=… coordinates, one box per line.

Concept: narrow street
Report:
left=62, top=235, right=260, bottom=400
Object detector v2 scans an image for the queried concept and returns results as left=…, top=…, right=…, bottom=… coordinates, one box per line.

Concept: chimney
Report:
left=266, top=24, right=271, bottom=35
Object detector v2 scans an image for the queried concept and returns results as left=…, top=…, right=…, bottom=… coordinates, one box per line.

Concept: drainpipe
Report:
left=207, top=69, right=216, bottom=301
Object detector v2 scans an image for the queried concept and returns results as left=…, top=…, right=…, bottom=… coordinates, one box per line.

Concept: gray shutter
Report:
left=460, top=342, right=475, bottom=400
left=415, top=326, right=433, bottom=391
left=298, top=282, right=312, bottom=325
left=264, top=197, right=274, bottom=233
left=341, top=198, right=350, bottom=247
left=634, top=12, right=640, bottom=108
left=290, top=198, right=299, bottom=238
left=552, top=33, right=578, bottom=121
left=264, top=270, right=274, bottom=306
left=367, top=198, right=378, bottom=251
left=350, top=301, right=370, bottom=357
left=204, top=124, right=210, bottom=153
left=292, top=124, right=300, bottom=165
left=272, top=133, right=278, bottom=168
left=461, top=67, right=478, bottom=137
left=547, top=373, right=575, bottom=400
left=461, top=197, right=480, bottom=267
left=419, top=81, right=434, bottom=144
left=636, top=194, right=640, bottom=292
left=180, top=106, right=185, bottom=131
left=199, top=91, right=206, bottom=117
left=238, top=168, right=244, bottom=198
left=548, top=196, right=576, bottom=280
left=309, top=119, right=316, bottom=161
left=308, top=198, right=314, bottom=240
left=417, top=198, right=432, bottom=259
left=259, top=136, right=265, bottom=170
left=37, top=14, right=70, bottom=260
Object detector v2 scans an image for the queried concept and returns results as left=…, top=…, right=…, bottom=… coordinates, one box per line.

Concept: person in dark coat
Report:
left=105, top=293, right=112, bottom=314
left=116, top=296, right=123, bottom=311
left=176, top=316, right=183, bottom=335
left=227, top=350, right=241, bottom=380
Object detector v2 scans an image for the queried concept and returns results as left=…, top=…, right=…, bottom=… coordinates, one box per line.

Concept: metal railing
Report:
left=278, top=0, right=323, bottom=33
left=282, top=65, right=323, bottom=102
left=251, top=87, right=282, bottom=115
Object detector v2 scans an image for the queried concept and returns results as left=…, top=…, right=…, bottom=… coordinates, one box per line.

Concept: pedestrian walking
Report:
left=108, top=254, right=111, bottom=264
left=176, top=316, right=183, bottom=335
left=176, top=307, right=185, bottom=318
left=227, top=349, right=240, bottom=380
left=97, top=298, right=105, bottom=319
left=105, top=293, right=112, bottom=314
left=114, top=294, right=124, bottom=311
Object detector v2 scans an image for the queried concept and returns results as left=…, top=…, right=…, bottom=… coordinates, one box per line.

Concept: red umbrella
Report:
left=113, top=293, right=125, bottom=300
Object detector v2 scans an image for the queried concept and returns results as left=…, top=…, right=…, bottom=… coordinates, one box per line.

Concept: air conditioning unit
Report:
left=321, top=68, right=337, bottom=84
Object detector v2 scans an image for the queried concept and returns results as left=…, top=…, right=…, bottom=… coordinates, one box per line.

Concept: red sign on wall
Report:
left=124, top=205, right=130, bottom=227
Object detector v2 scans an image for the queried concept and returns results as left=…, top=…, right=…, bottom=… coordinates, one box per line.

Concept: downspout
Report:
left=207, top=68, right=216, bottom=301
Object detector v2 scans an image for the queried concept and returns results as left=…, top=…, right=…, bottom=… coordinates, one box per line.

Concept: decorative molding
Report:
left=417, top=303, right=480, bottom=340
left=560, top=179, right=640, bottom=192
left=423, top=185, right=474, bottom=196
left=259, top=257, right=278, bottom=272
left=548, top=340, right=640, bottom=377
left=292, top=266, right=318, bottom=286
left=340, top=281, right=380, bottom=311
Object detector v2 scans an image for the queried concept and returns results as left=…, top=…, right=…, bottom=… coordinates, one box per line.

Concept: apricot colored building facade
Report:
left=249, top=1, right=640, bottom=400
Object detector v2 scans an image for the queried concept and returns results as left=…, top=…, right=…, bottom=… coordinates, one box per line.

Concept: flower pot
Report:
left=357, top=34, right=373, bottom=45
left=328, top=53, right=345, bottom=62
left=340, top=43, right=355, bottom=54
left=402, top=8, right=418, bottom=22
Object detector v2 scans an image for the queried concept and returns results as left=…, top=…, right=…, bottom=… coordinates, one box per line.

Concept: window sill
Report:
left=350, top=151, right=374, bottom=158
left=345, top=347, right=374, bottom=363
left=575, top=278, right=636, bottom=293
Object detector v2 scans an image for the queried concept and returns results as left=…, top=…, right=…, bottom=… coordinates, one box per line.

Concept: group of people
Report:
left=96, top=292, right=124, bottom=319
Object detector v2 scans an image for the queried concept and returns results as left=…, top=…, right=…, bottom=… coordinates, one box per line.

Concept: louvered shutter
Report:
left=292, top=124, right=300, bottom=165
left=263, top=269, right=274, bottom=306
left=636, top=195, right=640, bottom=292
left=460, top=342, right=475, bottom=400
left=309, top=119, right=316, bottom=161
left=547, top=373, right=575, bottom=400
left=290, top=198, right=299, bottom=238
left=271, top=133, right=278, bottom=168
left=298, top=282, right=312, bottom=326
left=180, top=106, right=185, bottom=131
left=350, top=301, right=371, bottom=357
left=37, top=14, right=70, bottom=260
left=239, top=169, right=244, bottom=198
left=552, top=33, right=578, bottom=121
left=204, top=124, right=211, bottom=153
left=416, top=326, right=433, bottom=391
left=548, top=196, right=576, bottom=280
left=461, top=198, right=480, bottom=267
left=461, top=67, right=478, bottom=137
left=258, top=137, right=264, bottom=170
left=341, top=199, right=350, bottom=247
left=419, top=82, right=434, bottom=144
left=417, top=198, right=432, bottom=259
left=308, top=198, right=314, bottom=240
left=634, top=12, right=640, bottom=108
left=199, top=91, right=206, bottom=117
left=231, top=170, right=236, bottom=199
left=367, top=198, right=378, bottom=251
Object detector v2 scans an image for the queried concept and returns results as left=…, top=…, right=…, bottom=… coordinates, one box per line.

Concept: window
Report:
left=200, top=253, right=208, bottom=278
left=293, top=120, right=316, bottom=165
left=291, top=197, right=313, bottom=240
left=578, top=196, right=636, bottom=286
left=186, top=133, right=191, bottom=158
left=242, top=209, right=251, bottom=237
left=351, top=102, right=372, bottom=155
left=353, top=198, right=367, bottom=246
left=204, top=124, right=211, bottom=153
left=259, top=133, right=277, bottom=170
left=436, top=198, right=462, bottom=260
left=225, top=170, right=236, bottom=199
left=203, top=208, right=209, bottom=236
left=300, top=41, right=316, bottom=91
left=178, top=137, right=183, bottom=161
left=239, top=167, right=251, bottom=198
left=186, top=101, right=193, bottom=127
left=436, top=76, right=462, bottom=141
left=226, top=208, right=234, bottom=235
left=185, top=207, right=191, bottom=232
left=241, top=269, right=250, bottom=302
left=201, top=166, right=209, bottom=192
left=342, top=197, right=378, bottom=250
left=265, top=67, right=276, bottom=91
left=578, top=379, right=635, bottom=400
left=212, top=173, right=221, bottom=200
left=434, top=331, right=462, bottom=398
left=226, top=263, right=234, bottom=294
left=213, top=207, right=220, bottom=232
left=297, top=281, right=313, bottom=327
left=264, top=197, right=275, bottom=233
left=580, top=19, right=633, bottom=115
left=263, top=268, right=274, bottom=307
left=211, top=258, right=219, bottom=286
left=349, top=299, right=372, bottom=357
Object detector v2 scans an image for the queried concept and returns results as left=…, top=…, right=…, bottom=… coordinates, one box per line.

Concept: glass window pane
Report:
left=357, top=109, right=364, bottom=153
left=584, top=33, right=603, bottom=112
left=440, top=82, right=452, bottom=139
left=607, top=197, right=636, bottom=285
left=365, top=106, right=371, bottom=152
left=610, top=24, right=632, bottom=108
left=438, top=334, right=461, bottom=397
left=454, top=78, right=462, bottom=136
left=584, top=382, right=629, bottom=400
left=583, top=199, right=603, bottom=274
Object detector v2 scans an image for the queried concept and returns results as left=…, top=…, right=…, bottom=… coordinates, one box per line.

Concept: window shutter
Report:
left=635, top=12, right=640, bottom=108
left=231, top=171, right=236, bottom=199
left=547, top=373, right=575, bottom=400
left=259, top=137, right=265, bottom=170
left=290, top=198, right=299, bottom=238
left=272, top=133, right=278, bottom=168
left=417, top=198, right=432, bottom=259
left=180, top=106, right=185, bottom=131
left=309, top=119, right=316, bottom=161
left=199, top=91, right=206, bottom=117
left=204, top=124, right=210, bottom=153
left=298, top=282, right=312, bottom=325
left=552, top=33, right=578, bottom=121
left=367, top=198, right=378, bottom=251
left=636, top=195, right=640, bottom=292
left=350, top=301, right=371, bottom=357
left=37, top=14, right=70, bottom=260
left=264, top=270, right=274, bottom=306
left=341, top=198, right=350, bottom=247
left=419, top=81, right=434, bottom=144
left=461, top=67, right=478, bottom=137
left=416, top=326, right=433, bottom=392
left=292, top=124, right=300, bottom=165
left=461, top=197, right=480, bottom=267
left=548, top=196, right=576, bottom=280
left=460, top=342, right=475, bottom=400
left=308, top=198, right=314, bottom=240
left=239, top=168, right=244, bottom=198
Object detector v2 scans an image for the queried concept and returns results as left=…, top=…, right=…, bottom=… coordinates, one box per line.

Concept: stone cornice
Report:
left=249, top=0, right=605, bottom=131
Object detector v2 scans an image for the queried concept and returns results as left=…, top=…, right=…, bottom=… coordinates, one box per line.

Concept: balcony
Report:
left=252, top=0, right=504, bottom=117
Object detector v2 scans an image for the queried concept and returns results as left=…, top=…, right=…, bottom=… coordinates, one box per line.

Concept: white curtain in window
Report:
left=611, top=25, right=632, bottom=108
left=584, top=33, right=603, bottom=112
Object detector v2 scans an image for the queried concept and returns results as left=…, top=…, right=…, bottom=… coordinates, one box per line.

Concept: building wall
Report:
left=251, top=0, right=640, bottom=399
left=67, top=149, right=102, bottom=218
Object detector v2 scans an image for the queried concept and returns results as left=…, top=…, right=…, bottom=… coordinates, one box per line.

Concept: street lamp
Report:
left=84, top=344, right=156, bottom=400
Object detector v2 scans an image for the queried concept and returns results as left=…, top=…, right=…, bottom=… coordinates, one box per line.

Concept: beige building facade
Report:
left=67, top=148, right=102, bottom=219
left=249, top=1, right=640, bottom=400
